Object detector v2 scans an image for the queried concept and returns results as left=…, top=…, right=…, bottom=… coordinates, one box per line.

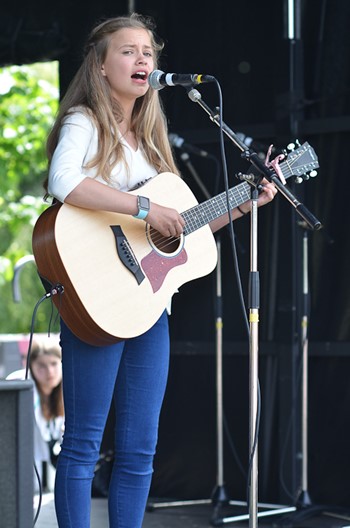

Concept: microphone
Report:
left=148, top=69, right=215, bottom=90
left=235, top=132, right=275, bottom=156
left=235, top=132, right=255, bottom=148
left=169, top=133, right=209, bottom=158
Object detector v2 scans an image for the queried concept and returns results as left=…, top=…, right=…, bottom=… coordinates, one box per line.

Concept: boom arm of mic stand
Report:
left=186, top=88, right=323, bottom=231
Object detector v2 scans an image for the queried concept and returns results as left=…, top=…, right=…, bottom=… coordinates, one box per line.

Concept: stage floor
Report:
left=34, top=493, right=350, bottom=528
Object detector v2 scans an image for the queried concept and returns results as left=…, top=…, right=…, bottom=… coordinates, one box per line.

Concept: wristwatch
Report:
left=133, top=195, right=150, bottom=220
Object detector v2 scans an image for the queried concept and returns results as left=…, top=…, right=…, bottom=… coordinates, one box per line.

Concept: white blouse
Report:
left=48, top=109, right=158, bottom=203
left=48, top=109, right=175, bottom=314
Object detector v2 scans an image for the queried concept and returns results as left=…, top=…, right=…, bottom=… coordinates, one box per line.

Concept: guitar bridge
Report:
left=110, top=225, right=145, bottom=285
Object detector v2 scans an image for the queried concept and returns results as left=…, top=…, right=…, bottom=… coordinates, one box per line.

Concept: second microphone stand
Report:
left=147, top=152, right=237, bottom=526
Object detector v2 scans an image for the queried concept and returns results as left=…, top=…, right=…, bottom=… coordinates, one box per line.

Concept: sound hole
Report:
left=147, top=226, right=183, bottom=256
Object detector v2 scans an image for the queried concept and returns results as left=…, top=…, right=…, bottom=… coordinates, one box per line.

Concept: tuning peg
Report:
left=287, top=142, right=295, bottom=151
left=309, top=170, right=317, bottom=177
left=295, top=173, right=311, bottom=183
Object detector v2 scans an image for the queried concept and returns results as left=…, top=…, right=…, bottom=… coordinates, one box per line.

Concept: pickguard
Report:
left=141, top=248, right=188, bottom=293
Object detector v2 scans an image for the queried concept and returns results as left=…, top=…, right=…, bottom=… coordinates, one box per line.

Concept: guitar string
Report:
left=145, top=184, right=252, bottom=253
left=157, top=146, right=315, bottom=251
left=127, top=163, right=289, bottom=253
left=117, top=182, right=251, bottom=255
left=121, top=146, right=315, bottom=254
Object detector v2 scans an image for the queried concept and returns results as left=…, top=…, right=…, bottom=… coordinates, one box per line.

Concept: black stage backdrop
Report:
left=2, top=0, right=350, bottom=508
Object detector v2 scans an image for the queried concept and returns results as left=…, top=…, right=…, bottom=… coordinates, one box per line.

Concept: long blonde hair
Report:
left=46, top=13, right=178, bottom=190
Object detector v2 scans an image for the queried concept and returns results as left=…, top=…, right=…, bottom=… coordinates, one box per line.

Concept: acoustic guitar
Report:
left=32, top=142, right=318, bottom=345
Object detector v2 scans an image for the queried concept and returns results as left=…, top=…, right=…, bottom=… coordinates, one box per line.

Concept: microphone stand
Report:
left=184, top=87, right=322, bottom=527
left=186, top=88, right=322, bottom=232
left=272, top=224, right=350, bottom=527
left=179, top=151, right=231, bottom=518
left=297, top=223, right=312, bottom=508
left=147, top=151, right=234, bottom=525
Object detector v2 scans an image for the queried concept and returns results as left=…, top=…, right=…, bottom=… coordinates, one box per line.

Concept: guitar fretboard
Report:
left=181, top=141, right=318, bottom=236
left=182, top=182, right=251, bottom=235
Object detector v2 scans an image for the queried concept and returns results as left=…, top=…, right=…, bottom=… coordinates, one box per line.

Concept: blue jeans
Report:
left=55, top=312, right=170, bottom=528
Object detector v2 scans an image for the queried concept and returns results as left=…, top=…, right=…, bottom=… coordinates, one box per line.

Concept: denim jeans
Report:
left=54, top=311, right=170, bottom=528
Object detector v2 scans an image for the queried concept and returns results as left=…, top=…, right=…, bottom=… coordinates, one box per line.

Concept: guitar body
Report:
left=32, top=172, right=218, bottom=345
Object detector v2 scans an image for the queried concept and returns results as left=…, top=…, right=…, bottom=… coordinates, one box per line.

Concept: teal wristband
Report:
left=133, top=195, right=150, bottom=220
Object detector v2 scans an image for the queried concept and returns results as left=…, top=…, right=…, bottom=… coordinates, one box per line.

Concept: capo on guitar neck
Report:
left=265, top=144, right=287, bottom=185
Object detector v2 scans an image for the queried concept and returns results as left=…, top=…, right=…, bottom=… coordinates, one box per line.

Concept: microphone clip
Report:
left=235, top=172, right=263, bottom=189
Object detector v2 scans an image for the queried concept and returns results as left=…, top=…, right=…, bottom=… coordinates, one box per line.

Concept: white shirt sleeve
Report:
left=48, top=109, right=159, bottom=202
left=48, top=111, right=97, bottom=203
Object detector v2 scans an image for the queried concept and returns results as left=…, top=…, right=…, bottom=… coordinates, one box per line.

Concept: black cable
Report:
left=223, top=412, right=247, bottom=481
left=178, top=125, right=250, bottom=487
left=212, top=79, right=250, bottom=338
left=22, top=284, right=64, bottom=527
left=24, top=292, right=53, bottom=381
left=246, top=381, right=261, bottom=508
left=212, top=78, right=261, bottom=509
left=33, top=461, right=43, bottom=527
left=23, top=292, right=47, bottom=526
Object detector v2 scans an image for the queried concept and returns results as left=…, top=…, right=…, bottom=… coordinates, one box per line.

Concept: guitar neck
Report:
left=181, top=141, right=319, bottom=235
left=182, top=181, right=251, bottom=235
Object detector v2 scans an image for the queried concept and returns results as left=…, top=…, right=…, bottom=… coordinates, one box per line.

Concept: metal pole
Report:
left=301, top=230, right=308, bottom=493
left=216, top=237, right=225, bottom=489
left=248, top=192, right=259, bottom=528
left=128, top=0, right=136, bottom=14
left=296, top=227, right=312, bottom=506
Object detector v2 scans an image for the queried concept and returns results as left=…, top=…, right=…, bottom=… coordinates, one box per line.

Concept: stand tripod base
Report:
left=271, top=504, right=350, bottom=527
left=147, top=490, right=297, bottom=527
left=147, top=498, right=212, bottom=510
left=147, top=484, right=230, bottom=513
left=296, top=489, right=312, bottom=508
left=213, top=501, right=296, bottom=526
left=147, top=483, right=231, bottom=511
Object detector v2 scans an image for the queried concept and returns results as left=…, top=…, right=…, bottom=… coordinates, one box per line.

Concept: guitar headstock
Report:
left=281, top=141, right=319, bottom=183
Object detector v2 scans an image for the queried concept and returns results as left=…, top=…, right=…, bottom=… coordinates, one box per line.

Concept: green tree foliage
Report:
left=0, top=63, right=60, bottom=334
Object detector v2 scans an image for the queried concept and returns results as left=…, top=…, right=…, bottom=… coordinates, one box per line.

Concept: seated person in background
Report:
left=7, top=336, right=64, bottom=492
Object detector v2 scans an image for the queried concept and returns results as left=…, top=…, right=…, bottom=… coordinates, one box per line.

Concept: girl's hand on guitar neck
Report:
left=237, top=179, right=278, bottom=216
left=210, top=178, right=277, bottom=233
left=256, top=179, right=278, bottom=207
left=144, top=178, right=277, bottom=238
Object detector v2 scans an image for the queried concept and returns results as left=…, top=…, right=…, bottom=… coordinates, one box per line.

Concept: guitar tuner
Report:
left=295, top=168, right=318, bottom=183
left=286, top=140, right=302, bottom=152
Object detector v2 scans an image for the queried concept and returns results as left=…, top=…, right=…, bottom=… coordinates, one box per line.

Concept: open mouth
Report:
left=131, top=71, right=147, bottom=81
